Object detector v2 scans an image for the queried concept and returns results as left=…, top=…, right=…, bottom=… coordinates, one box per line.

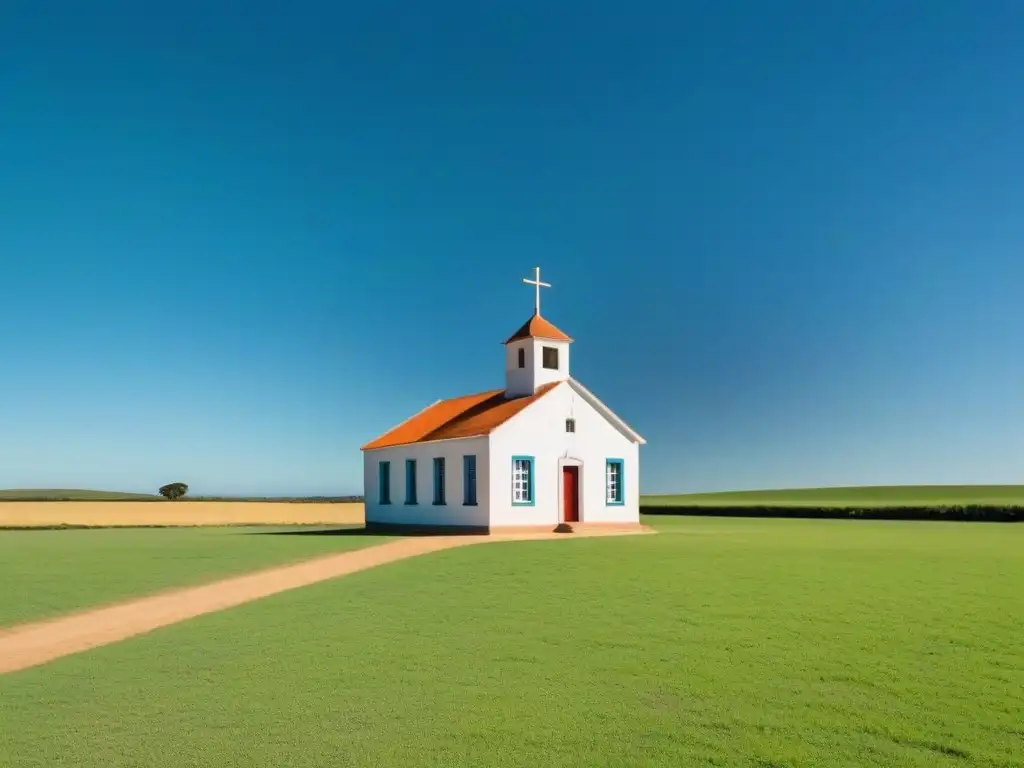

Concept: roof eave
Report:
left=361, top=433, right=490, bottom=452
left=567, top=378, right=646, bottom=444
left=501, top=335, right=574, bottom=345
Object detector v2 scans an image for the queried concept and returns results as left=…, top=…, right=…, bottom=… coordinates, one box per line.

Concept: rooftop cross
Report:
left=522, top=266, right=551, bottom=316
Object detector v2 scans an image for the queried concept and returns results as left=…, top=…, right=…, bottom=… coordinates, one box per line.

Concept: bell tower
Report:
left=504, top=267, right=573, bottom=398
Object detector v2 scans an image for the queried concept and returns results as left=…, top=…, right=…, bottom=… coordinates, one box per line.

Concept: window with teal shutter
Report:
left=463, top=455, right=477, bottom=505
left=405, top=459, right=417, bottom=504
left=511, top=456, right=534, bottom=505
left=605, top=459, right=624, bottom=505
left=378, top=461, right=391, bottom=504
left=433, top=457, right=446, bottom=505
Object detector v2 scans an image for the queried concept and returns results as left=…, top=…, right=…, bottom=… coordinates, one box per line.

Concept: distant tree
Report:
left=158, top=482, right=189, bottom=501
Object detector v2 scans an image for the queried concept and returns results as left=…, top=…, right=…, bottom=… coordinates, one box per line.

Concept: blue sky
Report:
left=2, top=1, right=1023, bottom=496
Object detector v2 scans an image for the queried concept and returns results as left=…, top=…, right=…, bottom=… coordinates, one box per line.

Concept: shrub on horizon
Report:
left=158, top=482, right=189, bottom=501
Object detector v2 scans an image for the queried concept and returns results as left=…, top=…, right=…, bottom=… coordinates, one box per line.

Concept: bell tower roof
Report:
left=503, top=312, right=573, bottom=345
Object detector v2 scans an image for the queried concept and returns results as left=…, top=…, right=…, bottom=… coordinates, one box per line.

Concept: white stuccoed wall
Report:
left=487, top=381, right=640, bottom=527
left=504, top=338, right=571, bottom=398
left=362, top=436, right=490, bottom=527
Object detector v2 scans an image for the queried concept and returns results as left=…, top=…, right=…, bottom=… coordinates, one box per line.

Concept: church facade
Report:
left=361, top=268, right=645, bottom=533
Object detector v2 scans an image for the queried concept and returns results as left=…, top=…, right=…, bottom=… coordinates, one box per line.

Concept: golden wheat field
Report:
left=0, top=501, right=366, bottom=528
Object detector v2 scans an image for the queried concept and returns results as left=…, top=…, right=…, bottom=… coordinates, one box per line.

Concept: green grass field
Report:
left=0, top=526, right=384, bottom=626
left=1, top=516, right=1021, bottom=767
left=643, top=484, right=1024, bottom=507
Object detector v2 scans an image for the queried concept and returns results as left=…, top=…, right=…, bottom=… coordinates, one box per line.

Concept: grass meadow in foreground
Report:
left=0, top=526, right=384, bottom=626
left=1, top=517, right=1022, bottom=767
left=643, top=484, right=1024, bottom=507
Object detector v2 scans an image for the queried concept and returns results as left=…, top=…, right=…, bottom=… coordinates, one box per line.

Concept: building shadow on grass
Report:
left=245, top=526, right=374, bottom=537
left=244, top=526, right=482, bottom=537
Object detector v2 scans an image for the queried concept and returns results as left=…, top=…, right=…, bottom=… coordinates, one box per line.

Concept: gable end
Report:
left=567, top=378, right=646, bottom=444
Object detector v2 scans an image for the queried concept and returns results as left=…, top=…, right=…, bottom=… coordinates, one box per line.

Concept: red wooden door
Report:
left=562, top=466, right=579, bottom=522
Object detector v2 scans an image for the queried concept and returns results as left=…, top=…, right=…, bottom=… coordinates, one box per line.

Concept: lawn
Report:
left=1, top=516, right=1021, bottom=767
left=643, top=484, right=1024, bottom=507
left=0, top=526, right=386, bottom=626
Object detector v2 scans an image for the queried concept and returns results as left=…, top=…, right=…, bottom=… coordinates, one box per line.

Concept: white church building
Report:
left=361, top=268, right=645, bottom=533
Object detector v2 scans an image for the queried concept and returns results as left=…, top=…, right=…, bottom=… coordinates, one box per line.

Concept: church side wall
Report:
left=362, top=437, right=490, bottom=528
left=487, top=383, right=640, bottom=527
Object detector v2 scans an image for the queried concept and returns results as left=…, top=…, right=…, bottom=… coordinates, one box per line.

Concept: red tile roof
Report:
left=361, top=381, right=562, bottom=451
left=503, top=313, right=573, bottom=344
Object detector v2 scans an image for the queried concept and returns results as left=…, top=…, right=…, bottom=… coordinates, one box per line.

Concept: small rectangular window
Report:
left=565, top=418, right=575, bottom=433
left=463, top=455, right=477, bottom=505
left=517, top=348, right=525, bottom=368
left=433, top=457, right=446, bottom=505
left=542, top=346, right=559, bottom=369
left=378, top=461, right=391, bottom=504
left=405, top=459, right=417, bottom=504
left=512, top=456, right=534, bottom=505
left=605, top=459, right=624, bottom=505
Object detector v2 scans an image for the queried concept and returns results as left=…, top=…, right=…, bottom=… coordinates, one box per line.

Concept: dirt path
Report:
left=0, top=528, right=651, bottom=675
